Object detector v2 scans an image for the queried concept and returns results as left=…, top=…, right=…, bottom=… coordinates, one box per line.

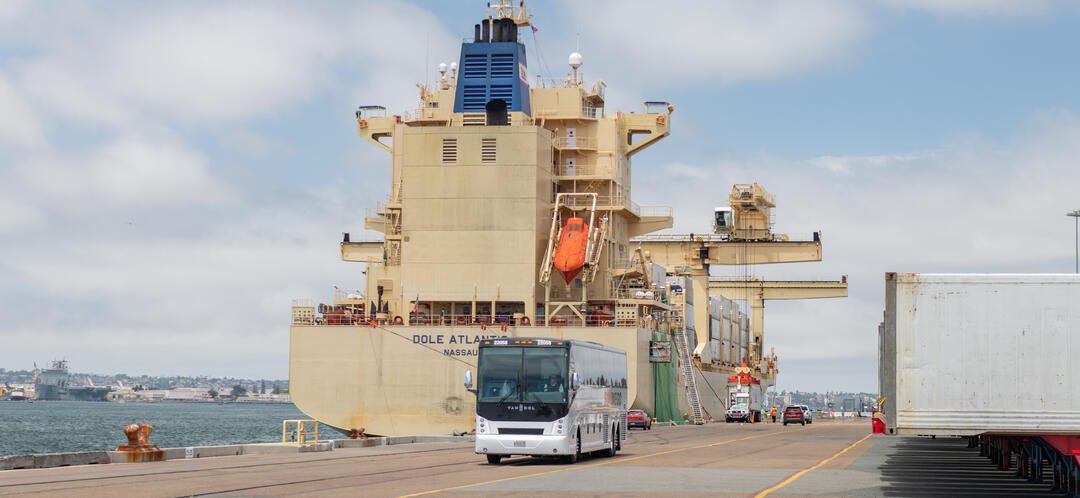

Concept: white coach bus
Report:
left=465, top=338, right=628, bottom=464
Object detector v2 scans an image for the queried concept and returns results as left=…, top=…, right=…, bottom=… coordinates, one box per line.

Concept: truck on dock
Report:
left=725, top=383, right=762, bottom=423
left=879, top=273, right=1080, bottom=489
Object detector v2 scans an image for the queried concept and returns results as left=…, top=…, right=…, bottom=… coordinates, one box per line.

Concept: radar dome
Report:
left=568, top=52, right=583, bottom=69
left=450, top=62, right=458, bottom=71
left=438, top=62, right=448, bottom=74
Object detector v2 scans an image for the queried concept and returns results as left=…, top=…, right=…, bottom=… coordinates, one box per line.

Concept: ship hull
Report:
left=290, top=325, right=662, bottom=436
left=35, top=386, right=112, bottom=401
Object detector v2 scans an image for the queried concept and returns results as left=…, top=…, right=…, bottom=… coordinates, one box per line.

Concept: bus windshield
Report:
left=478, top=347, right=568, bottom=404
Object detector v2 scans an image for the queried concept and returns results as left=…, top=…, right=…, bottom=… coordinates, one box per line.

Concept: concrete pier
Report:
left=0, top=420, right=1059, bottom=496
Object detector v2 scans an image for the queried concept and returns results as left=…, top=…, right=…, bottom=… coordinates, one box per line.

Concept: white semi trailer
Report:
left=879, top=273, right=1080, bottom=489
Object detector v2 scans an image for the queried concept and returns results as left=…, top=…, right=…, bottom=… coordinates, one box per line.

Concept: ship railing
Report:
left=552, top=136, right=597, bottom=150
left=613, top=288, right=666, bottom=302
left=708, top=275, right=847, bottom=284
left=638, top=206, right=673, bottom=218
left=534, top=105, right=603, bottom=120
left=554, top=161, right=613, bottom=177
left=291, top=299, right=316, bottom=325
left=297, top=311, right=663, bottom=328
left=334, top=289, right=366, bottom=302
left=587, top=194, right=639, bottom=216
left=631, top=233, right=730, bottom=242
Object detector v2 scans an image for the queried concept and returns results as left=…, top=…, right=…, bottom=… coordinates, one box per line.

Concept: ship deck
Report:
left=0, top=419, right=1059, bottom=497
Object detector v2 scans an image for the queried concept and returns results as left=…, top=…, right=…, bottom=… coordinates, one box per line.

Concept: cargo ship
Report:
left=290, top=1, right=830, bottom=436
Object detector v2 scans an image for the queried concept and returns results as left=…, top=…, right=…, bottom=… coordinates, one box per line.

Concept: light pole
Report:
left=1069, top=210, right=1080, bottom=273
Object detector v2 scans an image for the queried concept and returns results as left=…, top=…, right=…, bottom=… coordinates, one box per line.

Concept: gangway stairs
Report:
left=674, top=323, right=705, bottom=425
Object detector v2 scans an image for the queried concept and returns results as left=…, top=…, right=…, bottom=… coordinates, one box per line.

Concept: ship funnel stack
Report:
left=454, top=2, right=532, bottom=116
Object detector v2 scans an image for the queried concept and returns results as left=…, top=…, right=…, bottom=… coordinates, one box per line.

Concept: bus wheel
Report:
left=567, top=431, right=581, bottom=464
left=486, top=454, right=502, bottom=465
left=605, top=427, right=617, bottom=457
left=615, top=427, right=622, bottom=451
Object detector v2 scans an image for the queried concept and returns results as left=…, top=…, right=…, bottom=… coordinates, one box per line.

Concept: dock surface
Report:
left=0, top=420, right=1058, bottom=497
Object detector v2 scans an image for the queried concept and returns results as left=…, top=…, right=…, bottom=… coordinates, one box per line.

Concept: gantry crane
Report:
left=708, top=276, right=848, bottom=367
left=632, top=182, right=838, bottom=381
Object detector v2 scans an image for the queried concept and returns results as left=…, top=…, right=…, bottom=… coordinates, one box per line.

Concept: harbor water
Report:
left=0, top=401, right=334, bottom=456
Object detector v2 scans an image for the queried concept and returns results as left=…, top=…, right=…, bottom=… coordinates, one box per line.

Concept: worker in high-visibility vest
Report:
left=770, top=406, right=777, bottom=423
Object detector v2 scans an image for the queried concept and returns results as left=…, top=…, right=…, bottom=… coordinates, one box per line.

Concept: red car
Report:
left=628, top=409, right=652, bottom=430
left=783, top=406, right=806, bottom=426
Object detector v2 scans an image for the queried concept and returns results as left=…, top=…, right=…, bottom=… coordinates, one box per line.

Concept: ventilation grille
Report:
left=462, top=54, right=487, bottom=78
left=490, top=54, right=514, bottom=78
left=462, top=113, right=486, bottom=126
left=442, top=138, right=457, bottom=163
left=489, top=84, right=513, bottom=108
left=481, top=138, right=496, bottom=163
left=462, top=86, right=486, bottom=112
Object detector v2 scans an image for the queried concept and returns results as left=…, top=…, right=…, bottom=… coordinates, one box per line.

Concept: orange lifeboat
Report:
left=554, top=216, right=589, bottom=284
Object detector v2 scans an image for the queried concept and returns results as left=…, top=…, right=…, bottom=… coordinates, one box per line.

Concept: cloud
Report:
left=633, top=109, right=1080, bottom=391
left=879, top=0, right=1056, bottom=17
left=5, top=1, right=458, bottom=128
left=0, top=73, right=45, bottom=148
left=14, top=135, right=230, bottom=207
left=560, top=0, right=868, bottom=94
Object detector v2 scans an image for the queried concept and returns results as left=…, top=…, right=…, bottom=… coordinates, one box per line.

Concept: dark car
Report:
left=628, top=409, right=651, bottom=430
left=783, top=406, right=806, bottom=426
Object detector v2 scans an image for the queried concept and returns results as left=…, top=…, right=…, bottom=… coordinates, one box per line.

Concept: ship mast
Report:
left=487, top=0, right=532, bottom=27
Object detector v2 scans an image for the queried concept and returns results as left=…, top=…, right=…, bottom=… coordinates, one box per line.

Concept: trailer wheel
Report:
left=486, top=454, right=502, bottom=465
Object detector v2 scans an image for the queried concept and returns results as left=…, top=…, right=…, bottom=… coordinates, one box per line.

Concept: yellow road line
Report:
left=753, top=432, right=873, bottom=498
left=398, top=427, right=802, bottom=497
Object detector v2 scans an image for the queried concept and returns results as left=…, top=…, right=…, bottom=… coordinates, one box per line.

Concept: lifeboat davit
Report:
left=554, top=216, right=589, bottom=284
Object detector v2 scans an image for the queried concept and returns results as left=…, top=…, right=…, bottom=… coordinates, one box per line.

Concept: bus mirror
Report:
left=571, top=372, right=580, bottom=390
left=464, top=370, right=473, bottom=389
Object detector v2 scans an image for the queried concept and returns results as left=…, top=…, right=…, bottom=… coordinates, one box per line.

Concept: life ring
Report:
left=369, top=320, right=377, bottom=328
left=520, top=316, right=531, bottom=326
left=358, top=119, right=368, bottom=128
left=480, top=322, right=487, bottom=331
left=656, top=114, right=666, bottom=125
left=393, top=315, right=404, bottom=325
left=500, top=322, right=509, bottom=332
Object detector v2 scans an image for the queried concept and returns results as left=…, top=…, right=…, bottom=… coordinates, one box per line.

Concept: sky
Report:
left=1, top=1, right=1078, bottom=392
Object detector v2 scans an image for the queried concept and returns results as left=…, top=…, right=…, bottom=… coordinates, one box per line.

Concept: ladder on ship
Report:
left=674, top=323, right=706, bottom=425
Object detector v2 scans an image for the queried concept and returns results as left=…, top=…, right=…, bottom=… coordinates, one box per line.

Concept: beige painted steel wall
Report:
left=290, top=324, right=656, bottom=436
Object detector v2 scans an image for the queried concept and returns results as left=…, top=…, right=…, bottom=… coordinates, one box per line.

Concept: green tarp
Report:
left=650, top=331, right=680, bottom=422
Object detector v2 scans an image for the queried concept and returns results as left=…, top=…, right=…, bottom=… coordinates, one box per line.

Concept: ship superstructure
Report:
left=289, top=1, right=841, bottom=436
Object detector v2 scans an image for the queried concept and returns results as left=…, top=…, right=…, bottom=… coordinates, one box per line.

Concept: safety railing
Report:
left=554, top=161, right=613, bottom=177
left=282, top=420, right=319, bottom=444
left=334, top=289, right=365, bottom=302
left=534, top=105, right=603, bottom=120
left=591, top=194, right=640, bottom=216
left=295, top=311, right=671, bottom=329
left=553, top=136, right=597, bottom=150
left=638, top=206, right=673, bottom=218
